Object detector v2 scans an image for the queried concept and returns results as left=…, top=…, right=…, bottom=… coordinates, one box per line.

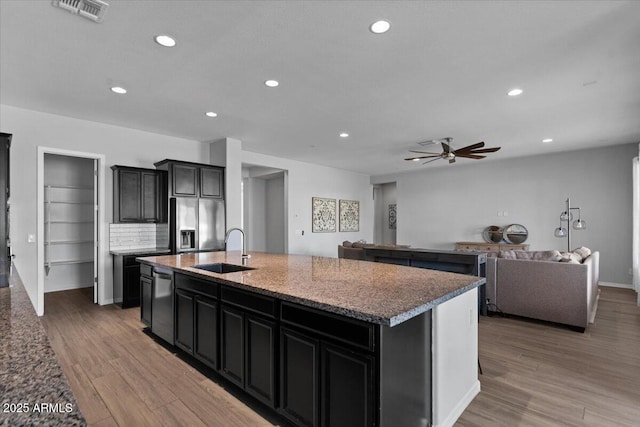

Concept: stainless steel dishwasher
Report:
left=152, top=268, right=174, bottom=344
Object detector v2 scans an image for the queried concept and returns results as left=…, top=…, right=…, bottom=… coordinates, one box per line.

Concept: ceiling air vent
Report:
left=52, top=0, right=109, bottom=23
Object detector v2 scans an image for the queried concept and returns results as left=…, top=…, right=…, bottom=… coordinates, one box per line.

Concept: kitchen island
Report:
left=138, top=251, right=484, bottom=427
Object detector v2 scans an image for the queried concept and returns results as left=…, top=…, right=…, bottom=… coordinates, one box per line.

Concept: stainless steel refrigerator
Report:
left=170, top=197, right=225, bottom=253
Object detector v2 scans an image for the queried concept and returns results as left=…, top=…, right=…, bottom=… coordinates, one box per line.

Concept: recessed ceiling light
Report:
left=264, top=80, right=279, bottom=88
left=205, top=112, right=218, bottom=118
left=339, top=133, right=349, bottom=138
left=110, top=86, right=127, bottom=94
left=507, top=88, right=523, bottom=96
left=370, top=20, right=391, bottom=34
left=542, top=138, right=553, bottom=143
left=154, top=35, right=176, bottom=47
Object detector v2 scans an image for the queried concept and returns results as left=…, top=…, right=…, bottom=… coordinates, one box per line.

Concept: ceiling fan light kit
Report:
left=405, top=137, right=501, bottom=165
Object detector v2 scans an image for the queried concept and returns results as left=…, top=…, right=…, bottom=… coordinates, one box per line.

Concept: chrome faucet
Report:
left=225, top=227, right=249, bottom=265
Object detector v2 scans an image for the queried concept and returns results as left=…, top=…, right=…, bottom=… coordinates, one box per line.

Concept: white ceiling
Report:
left=1, top=1, right=639, bottom=175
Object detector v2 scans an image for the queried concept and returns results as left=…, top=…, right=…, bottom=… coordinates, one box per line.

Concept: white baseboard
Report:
left=100, top=298, right=114, bottom=305
left=434, top=380, right=481, bottom=427
left=599, top=282, right=633, bottom=289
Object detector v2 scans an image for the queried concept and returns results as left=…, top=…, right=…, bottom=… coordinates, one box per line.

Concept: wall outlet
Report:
left=503, top=211, right=509, bottom=217
left=27, top=234, right=36, bottom=243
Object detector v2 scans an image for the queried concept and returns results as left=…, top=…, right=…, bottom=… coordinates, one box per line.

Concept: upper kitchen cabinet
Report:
left=154, top=159, right=224, bottom=200
left=112, top=166, right=167, bottom=223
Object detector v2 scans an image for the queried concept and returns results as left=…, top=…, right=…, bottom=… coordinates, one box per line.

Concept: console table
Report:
left=455, top=242, right=529, bottom=252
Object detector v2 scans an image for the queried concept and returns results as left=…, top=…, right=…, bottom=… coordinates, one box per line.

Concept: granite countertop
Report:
left=137, top=251, right=484, bottom=327
left=109, top=247, right=171, bottom=256
left=0, top=267, right=85, bottom=426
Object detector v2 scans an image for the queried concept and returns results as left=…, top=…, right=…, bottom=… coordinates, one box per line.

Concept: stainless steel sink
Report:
left=191, top=263, right=255, bottom=274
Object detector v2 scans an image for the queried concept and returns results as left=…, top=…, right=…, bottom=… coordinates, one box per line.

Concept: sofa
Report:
left=338, top=241, right=411, bottom=260
left=484, top=247, right=599, bottom=332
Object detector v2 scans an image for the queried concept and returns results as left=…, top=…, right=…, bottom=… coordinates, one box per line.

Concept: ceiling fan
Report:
left=405, top=137, right=501, bottom=165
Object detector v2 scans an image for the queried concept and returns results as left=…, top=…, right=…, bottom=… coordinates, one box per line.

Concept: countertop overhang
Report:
left=137, top=251, right=485, bottom=327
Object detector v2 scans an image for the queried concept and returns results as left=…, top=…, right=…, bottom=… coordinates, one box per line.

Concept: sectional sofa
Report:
left=484, top=248, right=599, bottom=332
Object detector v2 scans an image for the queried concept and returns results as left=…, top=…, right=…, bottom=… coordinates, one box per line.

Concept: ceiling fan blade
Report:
left=454, top=142, right=485, bottom=154
left=441, top=142, right=451, bottom=154
left=408, top=150, right=441, bottom=155
left=466, top=147, right=501, bottom=154
left=405, top=155, right=441, bottom=161
left=455, top=153, right=486, bottom=160
left=422, top=157, right=443, bottom=165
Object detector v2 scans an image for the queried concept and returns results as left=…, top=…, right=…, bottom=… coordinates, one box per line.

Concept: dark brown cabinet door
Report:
left=140, top=276, right=152, bottom=326
left=321, top=344, right=375, bottom=427
left=200, top=167, right=223, bottom=199
left=141, top=172, right=159, bottom=222
left=220, top=304, right=244, bottom=387
left=280, top=328, right=320, bottom=427
left=175, top=290, right=195, bottom=353
left=123, top=264, right=141, bottom=307
left=245, top=315, right=276, bottom=407
left=119, top=170, right=141, bottom=222
left=195, top=296, right=218, bottom=369
left=173, top=164, right=198, bottom=197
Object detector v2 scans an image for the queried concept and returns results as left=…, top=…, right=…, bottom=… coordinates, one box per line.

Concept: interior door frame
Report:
left=36, top=146, right=106, bottom=315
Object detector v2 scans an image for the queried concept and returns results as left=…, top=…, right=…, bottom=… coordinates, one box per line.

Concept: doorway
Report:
left=373, top=182, right=397, bottom=245
left=242, top=165, right=287, bottom=254
left=0, top=133, right=11, bottom=288
left=37, top=147, right=106, bottom=316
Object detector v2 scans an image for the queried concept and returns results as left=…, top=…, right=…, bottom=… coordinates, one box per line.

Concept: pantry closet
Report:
left=43, top=153, right=96, bottom=296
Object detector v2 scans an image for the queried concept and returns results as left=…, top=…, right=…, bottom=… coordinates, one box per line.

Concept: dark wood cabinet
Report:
left=280, top=302, right=376, bottom=427
left=220, top=304, right=245, bottom=387
left=195, top=296, right=218, bottom=368
left=154, top=159, right=224, bottom=200
left=200, top=167, right=223, bottom=198
left=114, top=253, right=160, bottom=308
left=321, top=344, right=374, bottom=427
left=112, top=166, right=165, bottom=223
left=246, top=314, right=277, bottom=406
left=280, top=328, right=320, bottom=427
left=141, top=171, right=160, bottom=221
left=173, top=273, right=219, bottom=370
left=172, top=163, right=198, bottom=197
left=175, top=289, right=195, bottom=353
left=140, top=275, right=152, bottom=326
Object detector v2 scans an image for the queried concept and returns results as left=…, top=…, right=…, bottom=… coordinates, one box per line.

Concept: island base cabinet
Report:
left=220, top=305, right=245, bottom=387
left=175, top=290, right=195, bottom=353
left=140, top=276, right=152, bottom=326
left=280, top=328, right=320, bottom=427
left=321, top=344, right=374, bottom=427
left=195, top=297, right=218, bottom=369
left=245, top=315, right=277, bottom=407
left=221, top=304, right=277, bottom=407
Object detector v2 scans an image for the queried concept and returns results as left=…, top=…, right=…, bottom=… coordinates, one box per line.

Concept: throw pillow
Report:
left=342, top=241, right=353, bottom=248
left=573, top=246, right=592, bottom=260
left=499, top=250, right=518, bottom=259
left=531, top=250, right=562, bottom=262
left=514, top=250, right=534, bottom=260
left=560, top=252, right=582, bottom=263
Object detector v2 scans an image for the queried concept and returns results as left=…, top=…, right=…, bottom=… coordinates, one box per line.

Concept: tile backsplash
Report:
left=109, top=223, right=169, bottom=251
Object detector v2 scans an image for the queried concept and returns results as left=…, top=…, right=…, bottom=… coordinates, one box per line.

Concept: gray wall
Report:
left=374, top=183, right=397, bottom=245
left=373, top=143, right=638, bottom=285
left=265, top=174, right=285, bottom=253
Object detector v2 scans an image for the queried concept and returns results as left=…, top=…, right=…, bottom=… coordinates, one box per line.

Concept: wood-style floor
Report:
left=40, top=287, right=640, bottom=427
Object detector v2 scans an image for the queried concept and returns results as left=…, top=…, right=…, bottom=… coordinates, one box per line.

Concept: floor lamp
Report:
left=554, top=197, right=586, bottom=252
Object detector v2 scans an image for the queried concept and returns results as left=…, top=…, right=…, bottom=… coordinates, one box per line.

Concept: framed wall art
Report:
left=389, top=204, right=397, bottom=230
left=312, top=197, right=336, bottom=233
left=339, top=199, right=359, bottom=232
